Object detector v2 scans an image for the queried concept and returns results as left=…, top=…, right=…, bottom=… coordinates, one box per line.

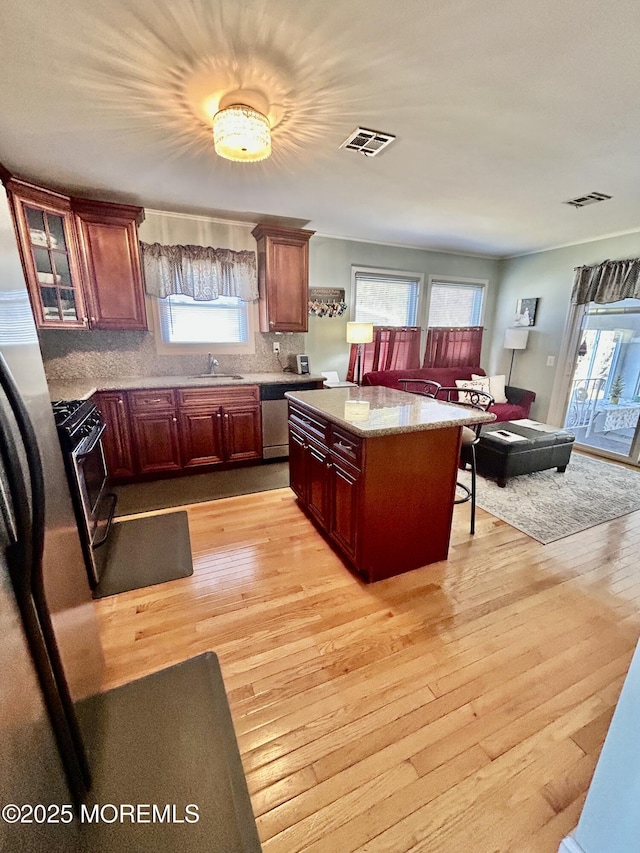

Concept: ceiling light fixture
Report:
left=213, top=104, right=271, bottom=162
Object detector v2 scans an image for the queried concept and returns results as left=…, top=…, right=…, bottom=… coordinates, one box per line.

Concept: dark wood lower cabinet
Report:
left=130, top=410, right=182, bottom=475
left=306, top=439, right=330, bottom=528
left=288, top=427, right=307, bottom=501
left=222, top=405, right=262, bottom=462
left=179, top=409, right=225, bottom=468
left=94, top=391, right=135, bottom=479
left=288, top=399, right=461, bottom=582
left=95, top=384, right=262, bottom=482
left=329, top=458, right=359, bottom=561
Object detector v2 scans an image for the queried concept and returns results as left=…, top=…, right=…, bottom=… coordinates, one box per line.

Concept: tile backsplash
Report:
left=40, top=329, right=306, bottom=381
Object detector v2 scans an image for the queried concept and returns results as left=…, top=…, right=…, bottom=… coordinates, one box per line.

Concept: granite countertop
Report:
left=285, top=386, right=497, bottom=437
left=48, top=372, right=326, bottom=402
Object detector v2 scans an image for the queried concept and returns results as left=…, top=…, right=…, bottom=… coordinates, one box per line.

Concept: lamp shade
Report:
left=213, top=104, right=271, bottom=162
left=504, top=327, right=529, bottom=350
left=346, top=322, right=374, bottom=344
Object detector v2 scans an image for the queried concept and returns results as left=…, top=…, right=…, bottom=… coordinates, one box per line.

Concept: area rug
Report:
left=93, top=510, right=193, bottom=598
left=115, top=461, right=289, bottom=516
left=459, top=453, right=640, bottom=544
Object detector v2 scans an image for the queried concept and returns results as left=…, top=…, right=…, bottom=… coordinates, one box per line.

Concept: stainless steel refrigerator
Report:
left=0, top=186, right=104, bottom=851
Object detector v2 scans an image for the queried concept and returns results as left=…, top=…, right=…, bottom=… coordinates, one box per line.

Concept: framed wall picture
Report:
left=514, top=297, right=538, bottom=327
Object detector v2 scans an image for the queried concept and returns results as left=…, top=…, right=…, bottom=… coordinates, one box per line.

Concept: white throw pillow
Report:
left=473, top=373, right=507, bottom=404
left=455, top=378, right=490, bottom=404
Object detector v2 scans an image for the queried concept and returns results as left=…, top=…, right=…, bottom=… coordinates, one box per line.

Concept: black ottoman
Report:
left=475, top=421, right=575, bottom=487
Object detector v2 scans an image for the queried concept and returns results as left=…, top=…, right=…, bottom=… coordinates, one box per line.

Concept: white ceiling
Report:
left=3, top=0, right=640, bottom=258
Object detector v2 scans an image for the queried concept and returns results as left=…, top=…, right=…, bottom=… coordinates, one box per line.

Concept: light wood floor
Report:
left=94, top=486, right=640, bottom=852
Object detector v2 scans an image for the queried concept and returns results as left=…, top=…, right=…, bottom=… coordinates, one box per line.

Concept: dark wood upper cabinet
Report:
left=3, top=175, right=147, bottom=331
left=6, top=180, right=88, bottom=329
left=251, top=224, right=315, bottom=333
left=73, top=198, right=147, bottom=330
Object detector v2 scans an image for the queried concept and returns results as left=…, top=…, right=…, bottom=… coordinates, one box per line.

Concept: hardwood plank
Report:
left=93, top=487, right=640, bottom=852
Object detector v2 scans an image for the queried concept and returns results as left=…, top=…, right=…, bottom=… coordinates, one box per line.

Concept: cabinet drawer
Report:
left=330, top=427, right=362, bottom=469
left=288, top=403, right=328, bottom=446
left=177, top=385, right=259, bottom=410
left=128, top=388, right=176, bottom=412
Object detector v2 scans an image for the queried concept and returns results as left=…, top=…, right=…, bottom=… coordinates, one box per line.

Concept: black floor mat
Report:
left=76, top=654, right=262, bottom=852
left=93, top=511, right=193, bottom=599
left=115, top=462, right=290, bottom=517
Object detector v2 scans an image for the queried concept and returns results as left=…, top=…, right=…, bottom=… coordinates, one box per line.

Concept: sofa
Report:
left=362, top=366, right=536, bottom=422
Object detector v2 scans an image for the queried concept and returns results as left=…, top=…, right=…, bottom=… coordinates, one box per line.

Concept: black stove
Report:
left=52, top=399, right=103, bottom=452
left=51, top=398, right=115, bottom=587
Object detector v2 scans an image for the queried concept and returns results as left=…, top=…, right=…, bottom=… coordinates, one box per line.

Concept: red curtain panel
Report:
left=347, top=326, right=421, bottom=381
left=422, top=326, right=483, bottom=369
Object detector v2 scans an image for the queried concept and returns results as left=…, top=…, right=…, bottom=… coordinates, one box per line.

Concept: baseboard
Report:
left=558, top=836, right=586, bottom=853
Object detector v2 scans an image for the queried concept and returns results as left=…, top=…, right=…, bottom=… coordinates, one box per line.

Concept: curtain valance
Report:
left=571, top=258, right=640, bottom=305
left=141, top=242, right=258, bottom=302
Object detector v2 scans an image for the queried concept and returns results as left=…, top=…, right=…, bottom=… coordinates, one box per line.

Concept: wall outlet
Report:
left=546, top=356, right=555, bottom=367
left=272, top=342, right=281, bottom=354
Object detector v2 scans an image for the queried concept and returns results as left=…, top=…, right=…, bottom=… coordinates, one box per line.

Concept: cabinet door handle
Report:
left=224, top=413, right=229, bottom=419
left=90, top=316, right=96, bottom=323
left=118, top=399, right=124, bottom=406
left=147, top=398, right=163, bottom=403
left=335, top=441, right=352, bottom=451
left=172, top=417, right=177, bottom=423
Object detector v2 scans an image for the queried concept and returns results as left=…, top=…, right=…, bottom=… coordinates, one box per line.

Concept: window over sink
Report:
left=149, top=295, right=257, bottom=355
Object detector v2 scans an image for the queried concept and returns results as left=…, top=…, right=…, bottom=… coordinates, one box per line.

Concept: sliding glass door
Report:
left=563, top=298, right=640, bottom=465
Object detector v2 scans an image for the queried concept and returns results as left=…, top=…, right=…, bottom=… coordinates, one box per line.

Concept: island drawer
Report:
left=288, top=403, right=328, bottom=445
left=128, top=388, right=176, bottom=412
left=329, top=427, right=362, bottom=468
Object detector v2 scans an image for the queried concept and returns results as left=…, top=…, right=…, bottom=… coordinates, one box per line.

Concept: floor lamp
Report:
left=346, top=322, right=374, bottom=385
left=504, top=327, right=529, bottom=385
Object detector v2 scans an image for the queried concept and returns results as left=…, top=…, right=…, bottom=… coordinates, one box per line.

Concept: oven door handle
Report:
left=74, top=422, right=106, bottom=458
left=92, top=492, right=118, bottom=549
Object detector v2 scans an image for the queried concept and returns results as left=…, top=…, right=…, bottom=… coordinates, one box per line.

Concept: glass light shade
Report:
left=213, top=104, right=271, bottom=162
left=504, top=327, right=529, bottom=350
left=346, top=322, right=374, bottom=344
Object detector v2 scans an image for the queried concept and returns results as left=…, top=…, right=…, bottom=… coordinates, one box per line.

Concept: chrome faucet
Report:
left=208, top=353, right=219, bottom=375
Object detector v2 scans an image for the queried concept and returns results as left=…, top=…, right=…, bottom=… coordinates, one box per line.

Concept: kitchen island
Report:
left=285, top=386, right=495, bottom=582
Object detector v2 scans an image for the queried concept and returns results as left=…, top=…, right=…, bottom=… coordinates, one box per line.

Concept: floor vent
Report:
left=564, top=192, right=612, bottom=209
left=340, top=127, right=396, bottom=157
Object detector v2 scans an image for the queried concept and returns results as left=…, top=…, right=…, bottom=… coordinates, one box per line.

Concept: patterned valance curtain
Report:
left=422, top=327, right=483, bottom=368
left=141, top=242, right=258, bottom=302
left=572, top=258, right=640, bottom=305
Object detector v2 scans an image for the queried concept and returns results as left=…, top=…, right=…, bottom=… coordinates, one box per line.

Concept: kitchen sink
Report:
left=190, top=374, right=244, bottom=379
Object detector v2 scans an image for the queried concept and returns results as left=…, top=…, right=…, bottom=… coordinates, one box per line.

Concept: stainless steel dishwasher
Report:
left=260, top=381, right=321, bottom=458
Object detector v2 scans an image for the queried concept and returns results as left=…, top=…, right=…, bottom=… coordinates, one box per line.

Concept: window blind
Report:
left=429, top=281, right=484, bottom=327
left=354, top=274, right=420, bottom=326
left=158, top=294, right=248, bottom=344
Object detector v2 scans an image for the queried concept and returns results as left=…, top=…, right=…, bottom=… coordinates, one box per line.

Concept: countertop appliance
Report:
left=0, top=187, right=104, bottom=850
left=52, top=399, right=117, bottom=586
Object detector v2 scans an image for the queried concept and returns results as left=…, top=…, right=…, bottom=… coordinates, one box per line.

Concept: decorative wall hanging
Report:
left=308, top=288, right=347, bottom=317
left=514, top=297, right=539, bottom=327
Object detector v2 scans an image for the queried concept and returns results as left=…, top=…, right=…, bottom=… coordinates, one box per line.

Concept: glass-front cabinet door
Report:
left=7, top=181, right=87, bottom=329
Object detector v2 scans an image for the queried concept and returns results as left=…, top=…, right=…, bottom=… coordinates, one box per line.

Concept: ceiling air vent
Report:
left=563, top=192, right=612, bottom=209
left=340, top=127, right=396, bottom=157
